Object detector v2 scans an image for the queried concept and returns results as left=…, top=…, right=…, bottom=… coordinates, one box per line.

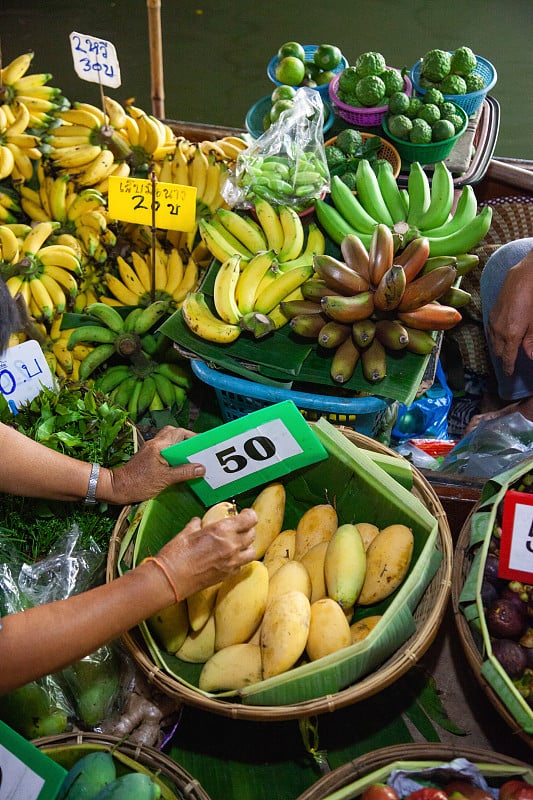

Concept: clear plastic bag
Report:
left=223, top=86, right=330, bottom=212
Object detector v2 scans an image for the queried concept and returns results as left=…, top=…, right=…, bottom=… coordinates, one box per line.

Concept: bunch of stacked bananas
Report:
left=316, top=159, right=493, bottom=257
left=96, top=359, right=191, bottom=420
left=0, top=186, right=23, bottom=224
left=48, top=313, right=94, bottom=381
left=282, top=225, right=478, bottom=385
left=0, top=99, right=42, bottom=182
left=101, top=243, right=200, bottom=310
left=1, top=220, right=82, bottom=321
left=181, top=199, right=327, bottom=343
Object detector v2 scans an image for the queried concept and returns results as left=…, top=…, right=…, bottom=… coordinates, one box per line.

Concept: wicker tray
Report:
left=295, top=743, right=532, bottom=800
left=452, top=502, right=533, bottom=751
left=33, top=731, right=211, bottom=800
left=107, top=427, right=452, bottom=722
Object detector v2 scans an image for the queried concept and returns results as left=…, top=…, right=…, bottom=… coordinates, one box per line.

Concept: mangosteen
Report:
left=481, top=579, right=498, bottom=606
left=483, top=553, right=505, bottom=589
left=491, top=638, right=527, bottom=678
left=486, top=597, right=527, bottom=640
left=501, top=584, right=528, bottom=615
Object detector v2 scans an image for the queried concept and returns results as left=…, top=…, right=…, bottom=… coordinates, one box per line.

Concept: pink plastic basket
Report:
left=329, top=69, right=412, bottom=127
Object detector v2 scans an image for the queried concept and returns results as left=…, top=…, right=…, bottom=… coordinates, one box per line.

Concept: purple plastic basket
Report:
left=329, top=69, right=412, bottom=127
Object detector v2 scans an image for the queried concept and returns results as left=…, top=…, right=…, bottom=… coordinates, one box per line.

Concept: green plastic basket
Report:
left=382, top=103, right=468, bottom=165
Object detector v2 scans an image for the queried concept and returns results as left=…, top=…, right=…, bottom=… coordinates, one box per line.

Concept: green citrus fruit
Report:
left=277, top=41, right=305, bottom=61
left=314, top=44, right=342, bottom=71
left=304, top=60, right=321, bottom=81
left=271, top=84, right=297, bottom=103
left=275, top=56, right=306, bottom=86
left=315, top=69, right=335, bottom=86
left=270, top=98, right=295, bottom=122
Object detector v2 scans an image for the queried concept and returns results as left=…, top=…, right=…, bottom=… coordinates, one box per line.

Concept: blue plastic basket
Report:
left=245, top=94, right=335, bottom=140
left=409, top=54, right=497, bottom=116
left=267, top=45, right=348, bottom=100
left=191, top=359, right=392, bottom=437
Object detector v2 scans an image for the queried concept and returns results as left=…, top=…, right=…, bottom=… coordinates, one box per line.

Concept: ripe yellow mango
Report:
left=251, top=482, right=286, bottom=558
left=350, top=614, right=382, bottom=643
left=357, top=524, right=414, bottom=606
left=214, top=560, right=269, bottom=650
left=263, top=529, right=296, bottom=565
left=147, top=600, right=188, bottom=654
left=261, top=590, right=311, bottom=679
left=355, top=522, right=380, bottom=551
left=266, top=559, right=312, bottom=606
left=299, top=541, right=328, bottom=603
left=199, top=643, right=262, bottom=692
left=202, top=500, right=236, bottom=526
left=324, top=523, right=367, bottom=609
left=294, top=503, right=338, bottom=560
left=175, top=612, right=216, bottom=663
left=187, top=582, right=222, bottom=632
left=306, top=597, right=352, bottom=661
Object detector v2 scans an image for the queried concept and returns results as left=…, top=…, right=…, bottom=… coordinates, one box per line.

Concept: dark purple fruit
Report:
left=483, top=553, right=505, bottom=589
left=501, top=585, right=528, bottom=615
left=480, top=579, right=498, bottom=606
left=492, top=638, right=527, bottom=678
left=486, top=597, right=526, bottom=639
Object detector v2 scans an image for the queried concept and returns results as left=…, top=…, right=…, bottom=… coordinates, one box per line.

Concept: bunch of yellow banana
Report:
left=101, top=243, right=200, bottom=309
left=317, top=159, right=493, bottom=258
left=73, top=262, right=106, bottom=313
left=119, top=103, right=177, bottom=164
left=2, top=220, right=82, bottom=321
left=0, top=99, right=42, bottom=182
left=0, top=51, right=65, bottom=130
left=0, top=186, right=23, bottom=223
left=47, top=313, right=94, bottom=381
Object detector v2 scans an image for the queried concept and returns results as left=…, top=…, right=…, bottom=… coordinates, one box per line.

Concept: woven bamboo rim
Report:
left=32, top=731, right=211, bottom=800
left=295, top=742, right=532, bottom=800
left=452, top=505, right=533, bottom=750
left=107, top=429, right=453, bottom=722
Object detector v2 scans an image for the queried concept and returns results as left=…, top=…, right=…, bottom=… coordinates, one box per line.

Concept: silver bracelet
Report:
left=85, top=462, right=100, bottom=505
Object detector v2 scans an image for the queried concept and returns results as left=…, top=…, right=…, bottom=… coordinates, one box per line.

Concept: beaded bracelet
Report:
left=84, top=462, right=100, bottom=505
left=141, top=556, right=181, bottom=605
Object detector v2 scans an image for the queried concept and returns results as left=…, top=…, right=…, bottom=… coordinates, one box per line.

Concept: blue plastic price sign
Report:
left=0, top=721, right=67, bottom=800
left=0, top=341, right=55, bottom=413
left=499, top=489, right=533, bottom=582
left=108, top=175, right=197, bottom=232
left=161, top=400, right=328, bottom=505
left=69, top=31, right=121, bottom=88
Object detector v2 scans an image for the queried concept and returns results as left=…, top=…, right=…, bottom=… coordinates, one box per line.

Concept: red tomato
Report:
left=406, top=790, right=449, bottom=800
left=361, top=783, right=401, bottom=800
left=499, top=781, right=533, bottom=800
left=445, top=781, right=493, bottom=800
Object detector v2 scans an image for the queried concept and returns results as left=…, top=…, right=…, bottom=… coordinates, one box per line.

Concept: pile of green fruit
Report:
left=417, top=45, right=485, bottom=95
left=335, top=50, right=406, bottom=108
left=325, top=129, right=387, bottom=189
left=274, top=41, right=344, bottom=88
left=262, top=84, right=331, bottom=132
left=385, top=88, right=465, bottom=144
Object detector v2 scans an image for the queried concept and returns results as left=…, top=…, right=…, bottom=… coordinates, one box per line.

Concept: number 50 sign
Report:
left=162, top=400, right=328, bottom=505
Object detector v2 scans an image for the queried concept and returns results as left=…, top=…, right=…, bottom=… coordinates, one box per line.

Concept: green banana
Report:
left=377, top=160, right=407, bottom=224
left=111, top=374, right=139, bottom=408
left=404, top=327, right=437, bottom=354
left=152, top=370, right=177, bottom=407
left=279, top=299, right=323, bottom=318
left=96, top=364, right=132, bottom=393
left=351, top=318, right=376, bottom=348
left=181, top=291, right=241, bottom=343
left=420, top=255, right=458, bottom=274
left=58, top=750, right=117, bottom=800
left=355, top=158, right=394, bottom=227
left=154, top=361, right=192, bottom=388
left=289, top=312, right=327, bottom=338
left=318, top=320, right=352, bottom=349
left=426, top=205, right=493, bottom=257
left=416, top=160, right=454, bottom=231
left=361, top=337, right=388, bottom=383
left=132, top=299, right=170, bottom=335
left=123, top=306, right=144, bottom=332
left=455, top=252, right=480, bottom=276
left=374, top=318, right=409, bottom=350
left=406, top=161, right=431, bottom=227
left=330, top=174, right=378, bottom=233
left=315, top=198, right=372, bottom=248
left=439, top=285, right=472, bottom=308
left=78, top=343, right=116, bottom=380
left=213, top=253, right=243, bottom=324
left=136, top=375, right=157, bottom=417
left=85, top=301, right=125, bottom=333
left=302, top=279, right=341, bottom=302
left=330, top=336, right=361, bottom=384
left=67, top=324, right=117, bottom=349
left=253, top=263, right=313, bottom=315
left=88, top=772, right=161, bottom=799
left=420, top=183, right=478, bottom=238
left=128, top=378, right=143, bottom=418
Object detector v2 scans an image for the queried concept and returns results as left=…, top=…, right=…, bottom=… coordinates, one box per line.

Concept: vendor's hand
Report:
left=487, top=248, right=533, bottom=375
left=156, top=508, right=257, bottom=598
left=106, top=426, right=205, bottom=504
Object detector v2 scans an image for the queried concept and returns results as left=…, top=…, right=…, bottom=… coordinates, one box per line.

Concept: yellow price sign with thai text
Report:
left=108, top=175, right=197, bottom=231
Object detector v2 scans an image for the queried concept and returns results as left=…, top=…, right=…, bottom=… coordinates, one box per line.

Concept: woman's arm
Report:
left=0, top=508, right=257, bottom=693
left=0, top=423, right=205, bottom=504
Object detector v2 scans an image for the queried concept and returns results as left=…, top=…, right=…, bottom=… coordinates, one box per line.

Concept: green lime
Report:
left=270, top=84, right=297, bottom=103
left=277, top=41, right=305, bottom=61
left=314, top=44, right=343, bottom=71
left=304, top=60, right=321, bottom=81
left=315, top=69, right=335, bottom=86
left=275, top=56, right=306, bottom=86
left=270, top=98, right=295, bottom=123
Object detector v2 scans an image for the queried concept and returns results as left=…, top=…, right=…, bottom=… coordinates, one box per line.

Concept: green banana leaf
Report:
left=120, top=419, right=441, bottom=708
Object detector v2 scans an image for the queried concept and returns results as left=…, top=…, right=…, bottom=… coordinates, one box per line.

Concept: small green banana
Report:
left=85, top=301, right=125, bottom=333
left=78, top=343, right=116, bottom=380
left=67, top=324, right=117, bottom=349
left=131, top=300, right=170, bottom=335
left=355, top=158, right=394, bottom=227
left=406, top=161, right=431, bottom=227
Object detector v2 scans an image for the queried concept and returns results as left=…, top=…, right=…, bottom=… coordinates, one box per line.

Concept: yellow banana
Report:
left=76, top=149, right=115, bottom=187
left=39, top=271, right=67, bottom=314
left=52, top=339, right=74, bottom=374
left=104, top=273, right=141, bottom=306
left=199, top=217, right=250, bottom=263
left=42, top=264, right=79, bottom=295
left=122, top=114, right=140, bottom=147
left=213, top=253, right=243, bottom=324
left=12, top=71, right=52, bottom=91
left=2, top=52, right=34, bottom=84
left=278, top=205, right=305, bottom=262
left=171, top=140, right=190, bottom=185
left=47, top=174, right=70, bottom=222
left=103, top=95, right=128, bottom=129
left=235, top=249, right=277, bottom=315
left=201, top=157, right=223, bottom=209
left=164, top=247, right=184, bottom=295
left=254, top=197, right=284, bottom=252
left=7, top=142, right=35, bottom=181
left=78, top=209, right=108, bottom=233
left=5, top=274, right=24, bottom=298
left=149, top=246, right=169, bottom=292
left=5, top=100, right=31, bottom=136
left=254, top=263, right=314, bottom=315
left=189, top=144, right=209, bottom=199
left=131, top=251, right=152, bottom=293
left=181, top=291, right=241, bottom=343
left=215, top=208, right=267, bottom=253
left=16, top=94, right=57, bottom=113
left=29, top=276, right=54, bottom=320
left=172, top=257, right=199, bottom=303
left=22, top=221, right=59, bottom=255
left=117, top=255, right=148, bottom=297
left=76, top=223, right=101, bottom=257
left=66, top=188, right=106, bottom=221
left=47, top=122, right=94, bottom=139
left=0, top=225, right=20, bottom=262
left=57, top=106, right=102, bottom=129
left=20, top=196, right=50, bottom=223
left=0, top=145, right=15, bottom=181
left=51, top=143, right=103, bottom=168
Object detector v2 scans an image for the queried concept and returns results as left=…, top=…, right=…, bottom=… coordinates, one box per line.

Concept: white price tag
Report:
left=499, top=489, right=533, bottom=582
left=194, top=418, right=303, bottom=491
left=0, top=722, right=67, bottom=800
left=0, top=744, right=45, bottom=800
left=69, top=31, right=121, bottom=88
left=0, top=341, right=55, bottom=412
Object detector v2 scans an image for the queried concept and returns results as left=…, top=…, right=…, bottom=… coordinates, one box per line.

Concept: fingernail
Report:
left=194, top=465, right=205, bottom=476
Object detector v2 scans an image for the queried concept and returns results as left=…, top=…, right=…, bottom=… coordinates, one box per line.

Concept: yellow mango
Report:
left=294, top=503, right=338, bottom=560
left=202, top=500, right=236, bottom=526
left=266, top=559, right=312, bottom=606
left=147, top=600, right=188, bottom=654
left=306, top=597, right=352, bottom=661
left=187, top=582, right=222, bottom=632
left=299, top=541, right=328, bottom=603
left=261, top=590, right=311, bottom=679
left=264, top=555, right=289, bottom=578
left=199, top=643, right=262, bottom=692
left=252, top=482, right=286, bottom=558
left=214, top=560, right=269, bottom=650
left=357, top=524, right=414, bottom=606
left=175, top=612, right=215, bottom=663
left=350, top=614, right=382, bottom=643
left=263, top=529, right=296, bottom=565
left=355, top=522, right=380, bottom=551
left=324, top=523, right=366, bottom=609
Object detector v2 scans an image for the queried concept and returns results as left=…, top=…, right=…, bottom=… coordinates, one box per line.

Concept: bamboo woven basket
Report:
left=295, top=743, right=533, bottom=800
left=452, top=503, right=533, bottom=751
left=107, top=427, right=452, bottom=722
left=33, top=732, right=211, bottom=800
